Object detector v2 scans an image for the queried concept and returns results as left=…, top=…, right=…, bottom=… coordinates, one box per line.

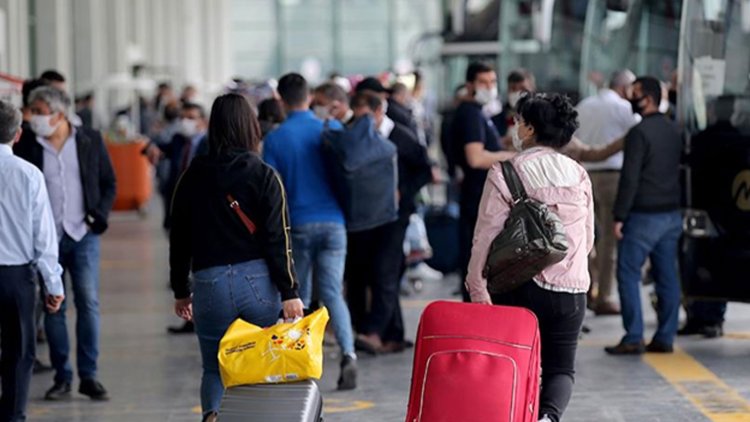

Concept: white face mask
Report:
left=313, top=106, right=330, bottom=120
left=30, top=114, right=61, bottom=138
left=342, top=109, right=354, bottom=123
left=378, top=115, right=396, bottom=138
left=178, top=118, right=199, bottom=137
left=511, top=126, right=526, bottom=152
left=474, top=86, right=498, bottom=106
left=508, top=91, right=523, bottom=109
left=659, top=99, right=670, bottom=114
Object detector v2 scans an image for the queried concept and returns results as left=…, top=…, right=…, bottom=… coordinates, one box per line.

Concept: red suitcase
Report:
left=405, top=301, right=541, bottom=422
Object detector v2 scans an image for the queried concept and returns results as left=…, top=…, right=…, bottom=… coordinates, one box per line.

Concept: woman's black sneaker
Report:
left=337, top=355, right=358, bottom=391
left=79, top=379, right=110, bottom=401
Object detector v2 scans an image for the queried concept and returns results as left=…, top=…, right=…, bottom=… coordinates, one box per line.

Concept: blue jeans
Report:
left=292, top=223, right=354, bottom=355
left=192, top=259, right=281, bottom=417
left=617, top=212, right=682, bottom=345
left=45, top=232, right=101, bottom=384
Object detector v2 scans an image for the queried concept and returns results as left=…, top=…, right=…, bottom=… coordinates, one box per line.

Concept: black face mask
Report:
left=630, top=96, right=645, bottom=115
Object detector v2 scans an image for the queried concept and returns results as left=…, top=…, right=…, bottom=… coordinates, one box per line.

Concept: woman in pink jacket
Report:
left=466, top=93, right=594, bottom=422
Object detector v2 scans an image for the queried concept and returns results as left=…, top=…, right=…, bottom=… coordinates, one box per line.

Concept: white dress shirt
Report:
left=37, top=129, right=88, bottom=242
left=575, top=89, right=641, bottom=171
left=0, top=143, right=64, bottom=295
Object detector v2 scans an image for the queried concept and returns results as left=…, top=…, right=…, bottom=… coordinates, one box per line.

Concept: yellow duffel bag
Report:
left=218, top=307, right=330, bottom=388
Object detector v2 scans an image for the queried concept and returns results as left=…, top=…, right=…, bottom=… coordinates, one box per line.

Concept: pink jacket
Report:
left=465, top=147, right=594, bottom=303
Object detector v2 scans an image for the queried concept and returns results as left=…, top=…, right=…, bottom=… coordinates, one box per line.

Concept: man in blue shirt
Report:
left=0, top=99, right=64, bottom=421
left=263, top=73, right=357, bottom=390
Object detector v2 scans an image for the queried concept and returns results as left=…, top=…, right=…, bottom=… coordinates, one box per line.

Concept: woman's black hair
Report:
left=207, top=93, right=262, bottom=155
left=258, top=98, right=286, bottom=125
left=516, top=93, right=579, bottom=148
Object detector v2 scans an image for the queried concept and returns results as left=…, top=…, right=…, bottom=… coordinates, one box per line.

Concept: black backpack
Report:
left=483, top=161, right=569, bottom=294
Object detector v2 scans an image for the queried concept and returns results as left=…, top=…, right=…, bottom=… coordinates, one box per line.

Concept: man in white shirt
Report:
left=0, top=99, right=64, bottom=422
left=575, top=70, right=640, bottom=315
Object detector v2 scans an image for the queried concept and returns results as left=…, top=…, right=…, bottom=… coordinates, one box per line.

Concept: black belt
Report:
left=0, top=263, right=32, bottom=269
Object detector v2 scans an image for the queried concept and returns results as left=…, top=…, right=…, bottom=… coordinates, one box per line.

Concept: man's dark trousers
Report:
left=0, top=264, right=36, bottom=422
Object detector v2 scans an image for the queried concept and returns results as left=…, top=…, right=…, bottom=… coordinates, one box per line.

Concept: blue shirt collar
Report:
left=287, top=110, right=315, bottom=119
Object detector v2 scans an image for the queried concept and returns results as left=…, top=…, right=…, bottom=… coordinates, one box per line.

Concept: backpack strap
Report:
left=500, top=161, right=528, bottom=204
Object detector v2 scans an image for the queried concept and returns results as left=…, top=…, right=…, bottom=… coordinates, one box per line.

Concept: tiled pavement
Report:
left=26, top=208, right=750, bottom=422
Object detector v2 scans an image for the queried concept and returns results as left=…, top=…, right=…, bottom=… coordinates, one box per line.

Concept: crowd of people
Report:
left=0, top=59, right=737, bottom=422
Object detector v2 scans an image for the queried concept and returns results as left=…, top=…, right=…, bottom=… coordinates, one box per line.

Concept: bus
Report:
left=678, top=0, right=750, bottom=302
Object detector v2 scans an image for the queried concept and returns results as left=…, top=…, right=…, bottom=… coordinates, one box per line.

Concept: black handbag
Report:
left=482, top=161, right=569, bottom=294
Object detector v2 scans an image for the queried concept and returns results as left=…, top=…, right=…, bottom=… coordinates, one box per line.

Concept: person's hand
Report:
left=145, top=144, right=163, bottom=165
left=470, top=289, right=493, bottom=305
left=174, top=297, right=193, bottom=321
left=471, top=295, right=492, bottom=305
left=614, top=222, right=624, bottom=240
left=282, top=299, right=305, bottom=320
left=45, top=294, right=64, bottom=313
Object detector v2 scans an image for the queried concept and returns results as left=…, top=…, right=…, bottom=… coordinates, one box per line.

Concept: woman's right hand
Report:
left=175, top=297, right=193, bottom=321
left=282, top=298, right=305, bottom=320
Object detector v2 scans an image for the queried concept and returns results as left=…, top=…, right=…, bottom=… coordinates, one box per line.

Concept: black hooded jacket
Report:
left=169, top=149, right=299, bottom=301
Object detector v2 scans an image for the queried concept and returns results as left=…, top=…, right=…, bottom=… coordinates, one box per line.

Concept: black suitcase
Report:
left=218, top=380, right=323, bottom=422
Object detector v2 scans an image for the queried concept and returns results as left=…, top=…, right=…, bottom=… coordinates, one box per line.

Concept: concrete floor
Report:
left=25, top=207, right=750, bottom=422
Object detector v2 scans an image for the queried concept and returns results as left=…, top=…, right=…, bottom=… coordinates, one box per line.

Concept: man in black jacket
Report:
left=606, top=76, right=683, bottom=355
left=14, top=86, right=116, bottom=401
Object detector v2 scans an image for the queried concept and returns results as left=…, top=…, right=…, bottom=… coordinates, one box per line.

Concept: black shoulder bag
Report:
left=482, top=161, right=569, bottom=294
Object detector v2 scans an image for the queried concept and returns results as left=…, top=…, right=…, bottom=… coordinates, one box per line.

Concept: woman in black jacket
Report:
left=169, top=93, right=304, bottom=422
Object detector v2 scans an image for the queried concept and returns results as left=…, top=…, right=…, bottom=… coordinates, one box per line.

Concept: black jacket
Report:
left=169, top=150, right=300, bottom=301
left=388, top=122, right=432, bottom=219
left=614, top=113, right=683, bottom=222
left=15, top=123, right=116, bottom=234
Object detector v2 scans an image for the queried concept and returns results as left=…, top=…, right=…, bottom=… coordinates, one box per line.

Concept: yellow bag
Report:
left=218, top=307, right=329, bottom=388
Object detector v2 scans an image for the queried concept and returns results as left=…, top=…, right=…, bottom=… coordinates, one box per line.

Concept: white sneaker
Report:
left=538, top=415, right=553, bottom=422
left=407, top=262, right=443, bottom=281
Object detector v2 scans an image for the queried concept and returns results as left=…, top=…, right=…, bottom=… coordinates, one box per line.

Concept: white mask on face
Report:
left=378, top=115, right=396, bottom=138
left=659, top=99, right=670, bottom=114
left=178, top=118, right=199, bottom=137
left=508, top=91, right=523, bottom=109
left=342, top=109, right=354, bottom=123
left=30, top=114, right=61, bottom=138
left=511, top=126, right=526, bottom=152
left=474, top=86, right=498, bottom=106
left=313, top=105, right=330, bottom=120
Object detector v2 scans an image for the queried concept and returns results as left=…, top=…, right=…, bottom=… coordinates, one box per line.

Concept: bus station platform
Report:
left=25, top=210, right=750, bottom=422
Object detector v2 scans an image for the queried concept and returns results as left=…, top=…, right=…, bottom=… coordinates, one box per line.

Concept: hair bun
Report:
left=549, top=94, right=579, bottom=132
